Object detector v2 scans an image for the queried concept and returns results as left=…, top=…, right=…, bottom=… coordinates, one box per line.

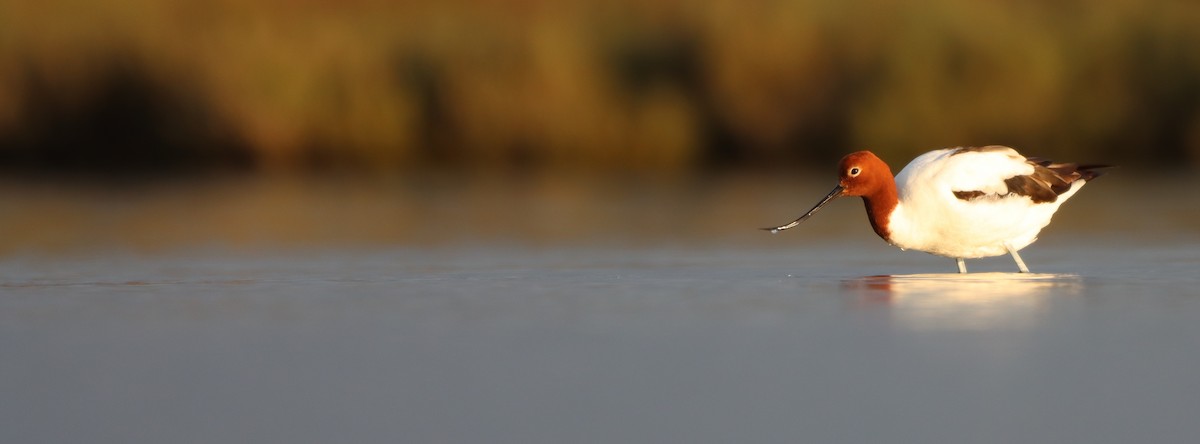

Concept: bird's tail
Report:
left=1028, top=158, right=1113, bottom=183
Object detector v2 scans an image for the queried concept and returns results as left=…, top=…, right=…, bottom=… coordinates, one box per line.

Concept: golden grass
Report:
left=1, top=0, right=1199, bottom=170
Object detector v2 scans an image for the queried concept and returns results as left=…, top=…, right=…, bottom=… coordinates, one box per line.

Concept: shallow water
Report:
left=2, top=172, right=1199, bottom=443
left=3, top=237, right=1199, bottom=444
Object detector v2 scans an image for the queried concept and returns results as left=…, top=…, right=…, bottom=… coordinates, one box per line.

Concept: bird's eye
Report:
left=849, top=167, right=861, bottom=176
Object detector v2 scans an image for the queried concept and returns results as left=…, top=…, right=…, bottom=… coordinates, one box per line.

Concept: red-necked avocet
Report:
left=765, top=146, right=1108, bottom=273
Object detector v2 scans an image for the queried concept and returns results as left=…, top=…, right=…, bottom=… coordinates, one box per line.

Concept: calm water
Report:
left=3, top=238, right=1200, bottom=444
left=2, top=173, right=1199, bottom=443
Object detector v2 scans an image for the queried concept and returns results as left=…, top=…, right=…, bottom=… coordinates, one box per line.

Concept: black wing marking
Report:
left=954, top=155, right=1110, bottom=203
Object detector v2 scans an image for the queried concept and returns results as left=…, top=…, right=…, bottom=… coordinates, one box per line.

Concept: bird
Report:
left=764, top=146, right=1108, bottom=273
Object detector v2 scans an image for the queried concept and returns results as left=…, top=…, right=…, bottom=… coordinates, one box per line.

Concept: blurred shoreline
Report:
left=3, top=0, right=1199, bottom=255
left=3, top=0, right=1200, bottom=172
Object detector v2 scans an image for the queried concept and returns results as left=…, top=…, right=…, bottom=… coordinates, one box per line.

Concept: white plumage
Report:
left=889, top=147, right=1084, bottom=258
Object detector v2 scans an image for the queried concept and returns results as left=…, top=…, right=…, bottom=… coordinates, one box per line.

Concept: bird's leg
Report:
left=1004, top=243, right=1030, bottom=273
left=955, top=258, right=967, bottom=274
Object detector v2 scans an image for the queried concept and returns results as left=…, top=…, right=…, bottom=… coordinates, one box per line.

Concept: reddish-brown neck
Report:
left=837, top=150, right=899, bottom=242
left=861, top=181, right=898, bottom=242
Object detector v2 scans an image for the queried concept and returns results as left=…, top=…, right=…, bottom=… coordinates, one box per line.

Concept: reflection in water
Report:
left=844, top=273, right=1083, bottom=330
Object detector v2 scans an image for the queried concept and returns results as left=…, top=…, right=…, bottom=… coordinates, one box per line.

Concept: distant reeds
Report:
left=1, top=0, right=1198, bottom=172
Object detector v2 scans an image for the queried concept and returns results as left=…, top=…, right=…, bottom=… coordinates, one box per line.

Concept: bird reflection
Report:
left=843, top=273, right=1083, bottom=330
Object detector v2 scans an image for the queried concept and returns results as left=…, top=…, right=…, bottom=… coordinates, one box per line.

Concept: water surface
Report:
left=3, top=238, right=1199, bottom=444
left=3, top=172, right=1199, bottom=443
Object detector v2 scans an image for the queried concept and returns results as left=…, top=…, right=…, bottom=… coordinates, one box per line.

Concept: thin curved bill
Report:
left=763, top=185, right=845, bottom=234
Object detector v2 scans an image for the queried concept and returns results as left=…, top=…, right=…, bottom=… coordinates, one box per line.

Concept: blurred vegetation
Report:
left=1, top=0, right=1199, bottom=173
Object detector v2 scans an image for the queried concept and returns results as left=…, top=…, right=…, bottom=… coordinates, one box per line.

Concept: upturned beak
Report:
left=763, top=185, right=845, bottom=233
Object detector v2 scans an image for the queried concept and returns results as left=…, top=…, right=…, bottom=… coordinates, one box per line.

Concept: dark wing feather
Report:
left=955, top=154, right=1111, bottom=203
